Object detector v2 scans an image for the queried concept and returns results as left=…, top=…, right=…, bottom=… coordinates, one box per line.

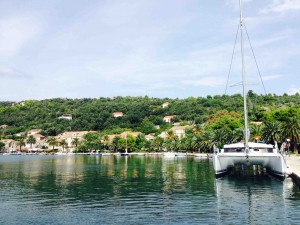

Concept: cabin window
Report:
left=256, top=148, right=273, bottom=153
left=224, top=148, right=243, bottom=153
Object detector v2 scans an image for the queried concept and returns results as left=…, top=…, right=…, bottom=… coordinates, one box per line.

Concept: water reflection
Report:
left=0, top=155, right=300, bottom=224
left=215, top=173, right=300, bottom=224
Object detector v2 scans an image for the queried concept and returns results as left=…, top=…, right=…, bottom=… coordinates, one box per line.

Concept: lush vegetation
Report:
left=0, top=91, right=300, bottom=153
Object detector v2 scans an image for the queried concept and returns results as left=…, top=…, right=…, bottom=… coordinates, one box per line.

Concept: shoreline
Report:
left=286, top=155, right=300, bottom=188
left=0, top=152, right=211, bottom=158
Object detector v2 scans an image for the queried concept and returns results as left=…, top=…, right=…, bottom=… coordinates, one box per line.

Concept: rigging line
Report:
left=225, top=24, right=240, bottom=95
left=244, top=23, right=267, bottom=95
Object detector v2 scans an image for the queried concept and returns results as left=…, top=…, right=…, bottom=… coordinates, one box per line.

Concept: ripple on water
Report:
left=1, top=155, right=300, bottom=224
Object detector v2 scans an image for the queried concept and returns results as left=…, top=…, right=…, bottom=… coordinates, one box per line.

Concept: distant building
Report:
left=163, top=115, right=175, bottom=123
left=58, top=114, right=72, bottom=120
left=32, top=134, right=45, bottom=141
left=16, top=132, right=26, bottom=137
left=120, top=131, right=141, bottom=138
left=159, top=131, right=168, bottom=139
left=26, top=134, right=46, bottom=150
left=145, top=134, right=155, bottom=141
left=1, top=139, right=16, bottom=152
left=162, top=102, right=170, bottom=108
left=0, top=124, right=8, bottom=129
left=250, top=121, right=263, bottom=126
left=55, top=131, right=92, bottom=152
left=27, top=129, right=41, bottom=136
left=107, top=134, right=120, bottom=142
left=113, top=112, right=124, bottom=117
left=170, top=126, right=192, bottom=139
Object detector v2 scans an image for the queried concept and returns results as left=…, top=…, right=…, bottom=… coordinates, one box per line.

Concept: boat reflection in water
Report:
left=214, top=169, right=299, bottom=224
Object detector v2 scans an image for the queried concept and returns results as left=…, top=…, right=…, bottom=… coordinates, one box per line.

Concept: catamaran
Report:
left=212, top=0, right=288, bottom=179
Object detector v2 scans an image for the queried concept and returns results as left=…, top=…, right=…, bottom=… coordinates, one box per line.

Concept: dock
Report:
left=286, top=155, right=300, bottom=187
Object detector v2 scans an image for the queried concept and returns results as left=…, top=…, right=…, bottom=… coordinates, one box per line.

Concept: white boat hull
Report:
left=213, top=142, right=287, bottom=179
left=163, top=152, right=175, bottom=157
left=213, top=153, right=286, bottom=179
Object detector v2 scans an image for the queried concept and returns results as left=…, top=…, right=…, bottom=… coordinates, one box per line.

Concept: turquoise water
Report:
left=0, top=155, right=300, bottom=224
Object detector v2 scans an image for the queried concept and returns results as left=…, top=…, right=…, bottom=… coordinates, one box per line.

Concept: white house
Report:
left=163, top=115, right=175, bottom=123
left=0, top=124, right=8, bottom=129
left=113, top=112, right=123, bottom=117
left=170, top=126, right=192, bottom=139
left=56, top=131, right=91, bottom=152
left=58, top=114, right=73, bottom=120
left=162, top=102, right=170, bottom=108
left=1, top=139, right=16, bottom=152
left=27, top=129, right=41, bottom=136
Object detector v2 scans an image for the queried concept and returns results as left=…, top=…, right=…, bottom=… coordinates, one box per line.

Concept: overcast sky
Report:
left=0, top=0, right=299, bottom=101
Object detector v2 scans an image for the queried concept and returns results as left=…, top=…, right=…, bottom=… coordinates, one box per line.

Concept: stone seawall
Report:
left=286, top=156, right=300, bottom=188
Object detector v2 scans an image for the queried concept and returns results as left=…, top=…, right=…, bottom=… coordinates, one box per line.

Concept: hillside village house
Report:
left=159, top=131, right=168, bottom=139
left=163, top=115, right=175, bottom=123
left=0, top=124, right=8, bottom=129
left=250, top=121, right=263, bottom=126
left=105, top=131, right=143, bottom=143
left=27, top=129, right=41, bottom=136
left=55, top=131, right=91, bottom=152
left=170, top=126, right=192, bottom=139
left=1, top=139, right=16, bottom=152
left=58, top=114, right=73, bottom=120
left=120, top=131, right=141, bottom=138
left=145, top=134, right=155, bottom=141
left=107, top=134, right=119, bottom=142
left=162, top=102, right=170, bottom=108
left=16, top=132, right=26, bottom=137
left=158, top=125, right=192, bottom=139
left=113, top=112, right=123, bottom=117
left=26, top=134, right=47, bottom=150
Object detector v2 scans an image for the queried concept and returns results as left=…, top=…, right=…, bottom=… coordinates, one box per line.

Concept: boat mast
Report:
left=239, top=0, right=249, bottom=152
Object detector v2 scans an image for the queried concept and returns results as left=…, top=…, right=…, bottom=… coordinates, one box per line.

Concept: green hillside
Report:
left=0, top=92, right=300, bottom=152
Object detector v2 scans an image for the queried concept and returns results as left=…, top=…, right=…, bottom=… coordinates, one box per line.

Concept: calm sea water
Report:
left=1, top=155, right=300, bottom=225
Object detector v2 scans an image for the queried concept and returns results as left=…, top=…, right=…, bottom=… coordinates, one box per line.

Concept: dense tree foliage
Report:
left=0, top=92, right=299, bottom=152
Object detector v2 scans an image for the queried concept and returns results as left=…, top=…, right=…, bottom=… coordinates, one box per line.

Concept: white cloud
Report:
left=260, top=0, right=300, bottom=14
left=0, top=17, right=38, bottom=57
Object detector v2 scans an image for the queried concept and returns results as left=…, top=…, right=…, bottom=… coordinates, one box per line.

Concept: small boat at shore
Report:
left=121, top=134, right=129, bottom=156
left=175, top=152, right=187, bottom=157
left=3, top=152, right=22, bottom=155
left=88, top=150, right=102, bottom=156
left=194, top=153, right=208, bottom=158
left=101, top=153, right=111, bottom=156
left=163, top=152, right=175, bottom=157
left=55, top=152, right=69, bottom=155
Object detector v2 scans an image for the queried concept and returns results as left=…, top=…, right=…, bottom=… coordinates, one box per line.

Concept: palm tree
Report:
left=47, top=137, right=58, bottom=150
left=111, top=136, right=121, bottom=152
left=166, top=130, right=175, bottom=140
left=26, top=135, right=36, bottom=149
left=102, top=135, right=109, bottom=150
left=71, top=137, right=80, bottom=149
left=281, top=117, right=300, bottom=154
left=151, top=136, right=164, bottom=152
left=212, top=129, right=227, bottom=148
left=262, top=121, right=281, bottom=145
left=250, top=124, right=263, bottom=142
left=60, top=139, right=68, bottom=152
left=16, top=140, right=26, bottom=151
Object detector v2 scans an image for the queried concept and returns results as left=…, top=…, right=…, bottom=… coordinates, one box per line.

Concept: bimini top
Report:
left=223, top=142, right=274, bottom=149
